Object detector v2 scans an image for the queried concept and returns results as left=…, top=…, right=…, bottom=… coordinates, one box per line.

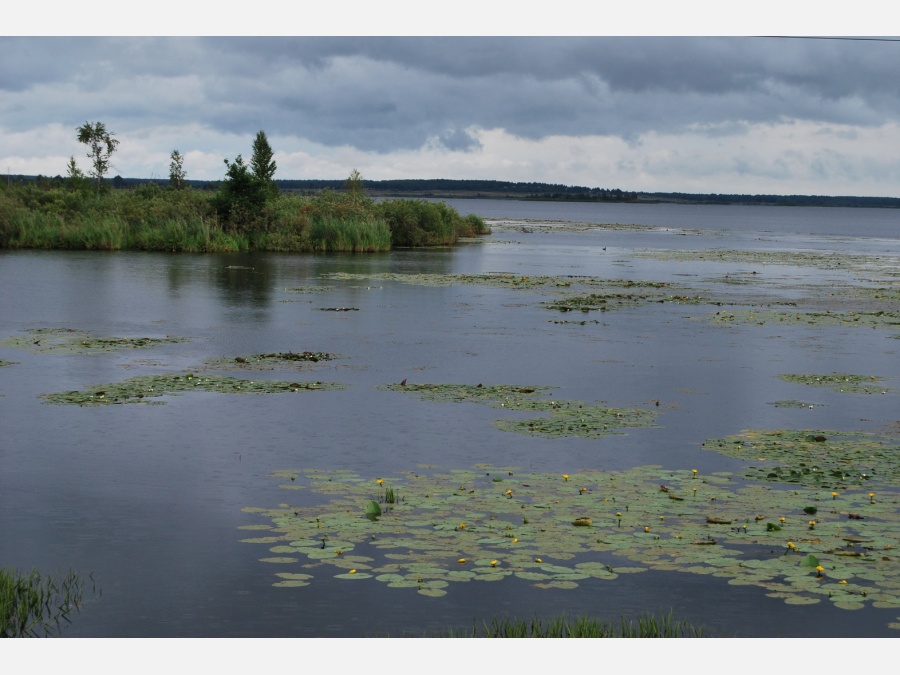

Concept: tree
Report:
left=215, top=154, right=267, bottom=230
left=169, top=150, right=187, bottom=190
left=65, top=155, right=86, bottom=191
left=250, top=130, right=277, bottom=187
left=344, top=168, right=364, bottom=197
left=76, top=121, right=119, bottom=192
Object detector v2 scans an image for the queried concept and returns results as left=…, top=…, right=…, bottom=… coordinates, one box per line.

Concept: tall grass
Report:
left=441, top=612, right=707, bottom=638
left=0, top=568, right=84, bottom=638
left=0, top=183, right=488, bottom=253
left=308, top=217, right=392, bottom=252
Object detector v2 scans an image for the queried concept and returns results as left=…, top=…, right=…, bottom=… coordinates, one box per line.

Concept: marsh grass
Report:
left=435, top=612, right=706, bottom=638
left=0, top=183, right=488, bottom=252
left=0, top=568, right=83, bottom=637
left=308, top=217, right=392, bottom=252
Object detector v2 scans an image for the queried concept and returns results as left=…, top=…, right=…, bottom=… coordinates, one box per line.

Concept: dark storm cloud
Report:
left=2, top=36, right=899, bottom=153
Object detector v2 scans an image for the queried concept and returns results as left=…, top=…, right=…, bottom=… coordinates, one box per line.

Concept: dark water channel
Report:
left=1, top=201, right=898, bottom=637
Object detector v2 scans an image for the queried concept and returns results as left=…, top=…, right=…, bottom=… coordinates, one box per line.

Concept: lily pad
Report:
left=40, top=372, right=344, bottom=406
left=0, top=328, right=186, bottom=354
left=242, top=460, right=899, bottom=612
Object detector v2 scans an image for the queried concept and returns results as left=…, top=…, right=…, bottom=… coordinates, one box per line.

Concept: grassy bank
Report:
left=0, top=182, right=490, bottom=253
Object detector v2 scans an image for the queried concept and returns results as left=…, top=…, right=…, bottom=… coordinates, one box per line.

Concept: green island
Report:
left=0, top=127, right=489, bottom=253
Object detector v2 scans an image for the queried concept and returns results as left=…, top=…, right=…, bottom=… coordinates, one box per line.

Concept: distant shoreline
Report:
left=6, top=174, right=899, bottom=209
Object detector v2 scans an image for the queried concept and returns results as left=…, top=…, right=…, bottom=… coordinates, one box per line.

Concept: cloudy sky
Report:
left=3, top=30, right=900, bottom=196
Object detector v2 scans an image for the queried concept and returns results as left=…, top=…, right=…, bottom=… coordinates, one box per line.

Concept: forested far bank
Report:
left=5, top=174, right=899, bottom=208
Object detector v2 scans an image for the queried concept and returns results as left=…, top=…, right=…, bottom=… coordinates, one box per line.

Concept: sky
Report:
left=4, top=16, right=900, bottom=197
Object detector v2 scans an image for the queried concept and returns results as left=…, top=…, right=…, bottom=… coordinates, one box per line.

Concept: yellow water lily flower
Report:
left=490, top=560, right=499, bottom=567
left=787, top=541, right=796, bottom=549
left=535, top=558, right=543, bottom=563
left=349, top=569, right=357, bottom=574
left=376, top=478, right=383, bottom=485
left=644, top=526, right=650, bottom=533
left=458, top=523, right=466, bottom=530
left=458, top=558, right=467, bottom=564
left=505, top=489, right=513, bottom=496
left=779, top=517, right=786, bottom=523
left=562, top=474, right=569, bottom=481
left=691, top=469, right=698, bottom=477
left=816, top=566, right=825, bottom=574
left=839, top=580, right=847, bottom=584
left=512, top=538, right=519, bottom=543
left=831, top=491, right=839, bottom=499
left=336, top=549, right=343, bottom=555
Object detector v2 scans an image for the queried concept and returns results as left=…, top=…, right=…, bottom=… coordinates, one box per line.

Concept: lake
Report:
left=1, top=199, right=898, bottom=637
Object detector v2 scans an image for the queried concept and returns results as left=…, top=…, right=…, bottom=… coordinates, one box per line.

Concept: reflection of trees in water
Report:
left=161, top=249, right=457, bottom=324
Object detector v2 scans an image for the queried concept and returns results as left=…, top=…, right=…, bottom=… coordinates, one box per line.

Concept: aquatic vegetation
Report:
left=778, top=373, right=892, bottom=395
left=701, top=428, right=900, bottom=488
left=770, top=400, right=822, bottom=409
left=326, top=272, right=679, bottom=293
left=442, top=611, right=707, bottom=637
left=0, top=359, right=16, bottom=367
left=282, top=285, right=335, bottom=294
left=203, top=351, right=336, bottom=371
left=542, top=292, right=706, bottom=313
left=636, top=248, right=900, bottom=276
left=378, top=382, right=657, bottom=438
left=0, top=328, right=186, bottom=355
left=243, top=461, right=899, bottom=618
left=1, top=568, right=83, bottom=637
left=40, top=372, right=344, bottom=406
left=711, top=308, right=900, bottom=332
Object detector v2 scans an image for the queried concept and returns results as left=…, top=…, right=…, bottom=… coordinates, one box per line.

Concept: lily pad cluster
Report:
left=701, top=429, right=900, bottom=489
left=203, top=352, right=336, bottom=371
left=636, top=248, right=900, bottom=276
left=711, top=309, right=900, bottom=332
left=541, top=292, right=706, bottom=313
left=0, top=328, right=186, bottom=355
left=40, top=373, right=344, bottom=406
left=778, top=373, right=892, bottom=395
left=242, top=463, right=898, bottom=615
left=378, top=382, right=657, bottom=438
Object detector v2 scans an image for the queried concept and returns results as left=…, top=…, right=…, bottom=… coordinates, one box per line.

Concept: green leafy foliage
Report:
left=244, top=459, right=899, bottom=611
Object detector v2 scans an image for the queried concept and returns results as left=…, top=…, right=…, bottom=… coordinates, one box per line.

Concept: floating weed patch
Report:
left=711, top=309, right=900, bottom=331
left=283, top=286, right=336, bottom=294
left=203, top=351, right=337, bottom=371
left=0, top=328, right=186, bottom=355
left=701, top=428, right=900, bottom=488
left=0, top=359, right=16, bottom=367
left=636, top=249, right=900, bottom=275
left=778, top=373, right=892, bottom=395
left=770, top=400, right=822, bottom=409
left=493, top=400, right=657, bottom=438
left=379, top=382, right=551, bottom=404
left=243, top=463, right=900, bottom=619
left=40, top=373, right=344, bottom=406
left=541, top=292, right=707, bottom=313
left=378, top=382, right=656, bottom=438
left=324, top=272, right=700, bottom=300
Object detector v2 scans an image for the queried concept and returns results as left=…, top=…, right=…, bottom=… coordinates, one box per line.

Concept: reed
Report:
left=0, top=567, right=84, bottom=638
left=441, top=612, right=706, bottom=638
left=0, top=183, right=488, bottom=253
